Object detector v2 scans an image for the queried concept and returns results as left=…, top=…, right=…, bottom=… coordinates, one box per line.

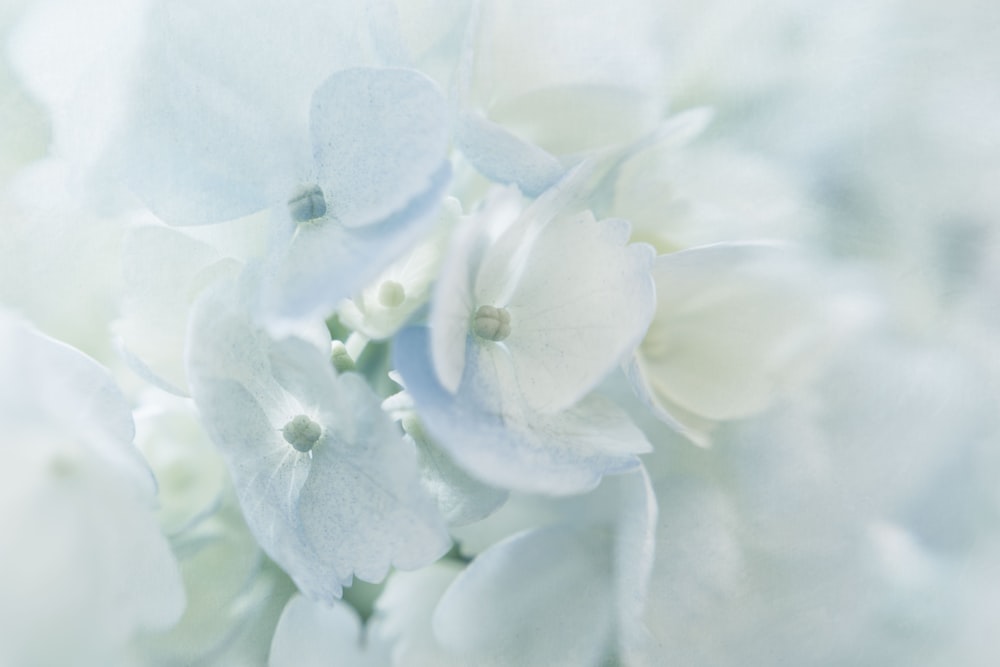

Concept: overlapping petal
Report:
left=186, top=280, right=450, bottom=601
left=395, top=327, right=650, bottom=494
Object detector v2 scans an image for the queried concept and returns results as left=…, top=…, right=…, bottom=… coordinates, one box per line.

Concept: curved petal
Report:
left=299, top=373, right=452, bottom=583
left=312, top=67, right=451, bottom=228
left=638, top=242, right=829, bottom=422
left=395, top=327, right=649, bottom=495
left=455, top=110, right=565, bottom=196
left=103, top=0, right=384, bottom=224
left=432, top=525, right=614, bottom=667
left=430, top=187, right=522, bottom=393
left=501, top=213, right=657, bottom=413
left=186, top=282, right=449, bottom=601
left=270, top=594, right=391, bottom=667
left=374, top=562, right=467, bottom=667
left=408, top=424, right=509, bottom=527
left=0, top=313, right=184, bottom=666
left=255, top=162, right=451, bottom=337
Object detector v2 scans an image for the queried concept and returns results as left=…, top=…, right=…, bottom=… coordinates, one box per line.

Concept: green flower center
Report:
left=282, top=414, right=322, bottom=452
left=472, top=305, right=512, bottom=342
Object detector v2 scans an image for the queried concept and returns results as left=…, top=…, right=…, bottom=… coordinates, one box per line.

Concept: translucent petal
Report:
left=0, top=312, right=184, bottom=666
left=637, top=242, right=829, bottom=421
left=500, top=213, right=657, bottom=413
left=255, top=162, right=451, bottom=337
left=432, top=525, right=615, bottom=667
left=455, top=110, right=565, bottom=195
left=395, top=327, right=649, bottom=495
left=298, top=373, right=452, bottom=582
left=430, top=187, right=522, bottom=393
left=374, top=562, right=467, bottom=667
left=186, top=282, right=449, bottom=600
left=410, top=428, right=509, bottom=526
left=312, top=67, right=450, bottom=228
left=270, top=595, right=391, bottom=667
left=337, top=197, right=459, bottom=341
left=115, top=225, right=238, bottom=394
left=107, top=0, right=369, bottom=223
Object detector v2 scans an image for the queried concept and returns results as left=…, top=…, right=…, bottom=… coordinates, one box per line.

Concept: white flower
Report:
left=396, top=177, right=655, bottom=494
left=628, top=242, right=841, bottom=443
left=0, top=311, right=184, bottom=667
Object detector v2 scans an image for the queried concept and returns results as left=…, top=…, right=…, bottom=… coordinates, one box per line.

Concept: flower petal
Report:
left=637, top=242, right=830, bottom=422
left=186, top=281, right=449, bottom=600
left=395, top=327, right=649, bottom=495
left=312, top=67, right=451, bottom=228
left=500, top=213, right=657, bottom=413
left=255, top=161, right=451, bottom=337
left=432, top=525, right=615, bottom=667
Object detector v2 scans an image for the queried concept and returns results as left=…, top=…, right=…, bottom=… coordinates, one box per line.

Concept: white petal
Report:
left=637, top=242, right=829, bottom=421
left=312, top=67, right=450, bottom=228
left=500, top=212, right=657, bottom=413
left=270, top=595, right=390, bottom=667
left=374, top=562, right=467, bottom=667
left=432, top=526, right=615, bottom=667
left=0, top=312, right=184, bottom=666
left=430, top=186, right=524, bottom=393
left=115, top=225, right=238, bottom=394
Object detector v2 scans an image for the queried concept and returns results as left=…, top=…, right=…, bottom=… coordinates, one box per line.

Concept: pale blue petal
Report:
left=186, top=282, right=449, bottom=601
left=394, top=327, right=649, bottom=495
left=108, top=0, right=370, bottom=224
left=410, top=429, right=509, bottom=527
left=312, top=67, right=451, bottom=228
left=298, top=373, right=452, bottom=582
left=255, top=162, right=451, bottom=336
left=455, top=110, right=566, bottom=196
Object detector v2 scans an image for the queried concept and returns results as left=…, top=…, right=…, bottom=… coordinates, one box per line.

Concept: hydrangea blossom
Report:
left=4, top=0, right=1000, bottom=665
left=185, top=278, right=450, bottom=601
left=395, top=179, right=656, bottom=494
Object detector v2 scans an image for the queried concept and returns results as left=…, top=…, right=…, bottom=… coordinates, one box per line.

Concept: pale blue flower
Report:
left=185, top=279, right=450, bottom=601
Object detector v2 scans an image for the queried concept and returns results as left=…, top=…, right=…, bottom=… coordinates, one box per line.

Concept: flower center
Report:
left=282, top=414, right=322, bottom=452
left=472, top=305, right=511, bottom=342
left=288, top=184, right=327, bottom=223
left=377, top=280, right=406, bottom=308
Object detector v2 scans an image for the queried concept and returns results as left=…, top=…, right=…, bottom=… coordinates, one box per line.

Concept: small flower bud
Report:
left=330, top=341, right=356, bottom=373
left=377, top=280, right=406, bottom=308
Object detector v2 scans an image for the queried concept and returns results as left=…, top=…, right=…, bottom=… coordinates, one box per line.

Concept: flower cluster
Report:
left=1, top=0, right=999, bottom=665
